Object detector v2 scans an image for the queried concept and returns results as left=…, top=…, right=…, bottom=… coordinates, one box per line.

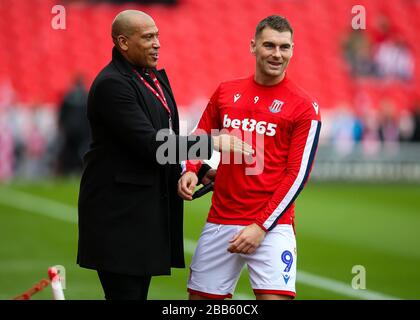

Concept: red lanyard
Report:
left=133, top=69, right=173, bottom=130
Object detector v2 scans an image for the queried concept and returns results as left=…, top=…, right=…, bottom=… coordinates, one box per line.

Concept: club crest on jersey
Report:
left=269, top=99, right=284, bottom=113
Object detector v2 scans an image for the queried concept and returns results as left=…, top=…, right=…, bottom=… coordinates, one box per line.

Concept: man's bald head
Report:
left=111, top=10, right=160, bottom=68
left=111, top=10, right=154, bottom=46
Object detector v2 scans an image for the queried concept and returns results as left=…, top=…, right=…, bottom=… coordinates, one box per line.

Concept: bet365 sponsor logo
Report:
left=223, top=114, right=277, bottom=136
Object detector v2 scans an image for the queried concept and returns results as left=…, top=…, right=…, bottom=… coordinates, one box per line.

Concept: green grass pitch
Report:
left=0, top=179, right=419, bottom=300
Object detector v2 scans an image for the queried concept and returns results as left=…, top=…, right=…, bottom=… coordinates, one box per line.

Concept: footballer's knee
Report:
left=189, top=293, right=219, bottom=300
left=255, top=293, right=293, bottom=300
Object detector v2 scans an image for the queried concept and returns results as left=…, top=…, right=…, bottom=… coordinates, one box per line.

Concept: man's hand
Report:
left=227, top=223, right=266, bottom=255
left=213, top=134, right=254, bottom=156
left=201, top=168, right=216, bottom=185
left=178, top=171, right=198, bottom=200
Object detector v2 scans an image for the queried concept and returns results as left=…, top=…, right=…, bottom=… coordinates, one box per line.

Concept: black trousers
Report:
left=97, top=270, right=151, bottom=300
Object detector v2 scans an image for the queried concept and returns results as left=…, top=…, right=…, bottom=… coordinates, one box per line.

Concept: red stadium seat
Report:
left=0, top=0, right=418, bottom=113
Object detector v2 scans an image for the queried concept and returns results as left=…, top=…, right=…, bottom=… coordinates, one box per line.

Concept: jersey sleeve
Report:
left=255, top=100, right=322, bottom=232
left=183, top=85, right=222, bottom=175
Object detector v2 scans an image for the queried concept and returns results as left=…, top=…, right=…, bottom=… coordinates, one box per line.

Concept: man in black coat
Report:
left=77, top=10, right=251, bottom=300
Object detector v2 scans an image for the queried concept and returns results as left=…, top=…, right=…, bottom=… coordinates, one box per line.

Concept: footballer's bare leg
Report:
left=191, top=293, right=292, bottom=300
left=255, top=294, right=293, bottom=300
left=189, top=294, right=217, bottom=300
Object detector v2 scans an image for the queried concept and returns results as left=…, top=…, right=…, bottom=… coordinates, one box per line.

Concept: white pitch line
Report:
left=297, top=270, right=399, bottom=300
left=0, top=187, right=77, bottom=223
left=0, top=187, right=401, bottom=300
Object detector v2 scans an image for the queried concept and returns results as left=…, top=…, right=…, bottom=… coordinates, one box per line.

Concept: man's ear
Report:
left=117, top=35, right=129, bottom=51
left=250, top=39, right=256, bottom=55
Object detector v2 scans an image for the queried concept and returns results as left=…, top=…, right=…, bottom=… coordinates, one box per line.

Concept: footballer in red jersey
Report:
left=178, top=15, right=321, bottom=300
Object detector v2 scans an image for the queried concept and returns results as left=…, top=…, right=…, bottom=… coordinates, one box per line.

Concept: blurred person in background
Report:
left=178, top=15, right=321, bottom=300
left=377, top=99, right=400, bottom=145
left=411, top=99, right=420, bottom=142
left=0, top=78, right=16, bottom=181
left=342, top=29, right=375, bottom=77
left=20, top=110, right=47, bottom=179
left=57, top=75, right=90, bottom=175
left=330, top=103, right=363, bottom=155
left=371, top=15, right=414, bottom=82
left=77, top=10, right=251, bottom=301
left=398, top=108, right=415, bottom=142
left=374, top=37, right=414, bottom=82
left=0, top=107, right=14, bottom=181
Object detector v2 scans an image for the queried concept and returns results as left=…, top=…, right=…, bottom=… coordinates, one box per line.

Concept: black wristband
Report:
left=192, top=182, right=214, bottom=199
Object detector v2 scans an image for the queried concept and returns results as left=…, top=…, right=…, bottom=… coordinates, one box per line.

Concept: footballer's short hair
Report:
left=255, top=15, right=293, bottom=39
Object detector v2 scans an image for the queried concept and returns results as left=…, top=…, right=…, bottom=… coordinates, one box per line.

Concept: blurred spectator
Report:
left=57, top=76, right=90, bottom=175
left=330, top=103, right=363, bottom=155
left=0, top=78, right=16, bottom=181
left=360, top=106, right=381, bottom=156
left=20, top=107, right=49, bottom=179
left=373, top=38, right=414, bottom=82
left=377, top=99, right=400, bottom=144
left=342, top=29, right=375, bottom=77
left=371, top=14, right=392, bottom=45
left=398, top=109, right=415, bottom=142
left=343, top=14, right=414, bottom=82
left=0, top=107, right=14, bottom=181
left=370, top=15, right=414, bottom=82
left=411, top=100, right=420, bottom=142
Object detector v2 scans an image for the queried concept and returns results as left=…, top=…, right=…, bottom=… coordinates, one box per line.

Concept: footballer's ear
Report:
left=250, top=39, right=256, bottom=55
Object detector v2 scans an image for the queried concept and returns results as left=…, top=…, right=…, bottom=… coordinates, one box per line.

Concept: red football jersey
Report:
left=185, top=75, right=321, bottom=231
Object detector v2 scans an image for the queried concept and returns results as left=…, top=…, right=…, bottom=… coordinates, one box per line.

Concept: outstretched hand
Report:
left=213, top=134, right=254, bottom=156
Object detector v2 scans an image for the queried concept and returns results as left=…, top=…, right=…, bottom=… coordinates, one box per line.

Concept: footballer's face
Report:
left=251, top=28, right=294, bottom=85
left=118, top=16, right=160, bottom=68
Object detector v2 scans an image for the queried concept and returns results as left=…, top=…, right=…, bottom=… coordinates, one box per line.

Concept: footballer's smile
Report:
left=251, top=28, right=294, bottom=85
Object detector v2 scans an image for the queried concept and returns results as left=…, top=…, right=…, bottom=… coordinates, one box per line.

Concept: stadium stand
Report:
left=0, top=0, right=419, bottom=110
left=0, top=0, right=419, bottom=181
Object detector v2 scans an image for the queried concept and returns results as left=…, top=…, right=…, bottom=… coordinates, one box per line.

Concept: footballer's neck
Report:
left=255, top=71, right=285, bottom=86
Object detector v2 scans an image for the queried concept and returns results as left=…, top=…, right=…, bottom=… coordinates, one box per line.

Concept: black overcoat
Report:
left=77, top=48, right=211, bottom=276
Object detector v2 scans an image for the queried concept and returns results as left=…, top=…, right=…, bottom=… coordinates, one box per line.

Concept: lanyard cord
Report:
left=133, top=69, right=171, bottom=117
left=133, top=69, right=173, bottom=131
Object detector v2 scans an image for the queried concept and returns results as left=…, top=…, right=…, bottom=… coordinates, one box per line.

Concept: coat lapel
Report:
left=155, top=70, right=175, bottom=106
left=129, top=75, right=162, bottom=129
left=111, top=47, right=162, bottom=129
left=155, top=69, right=179, bottom=133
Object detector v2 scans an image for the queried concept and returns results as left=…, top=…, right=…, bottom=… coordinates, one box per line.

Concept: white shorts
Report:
left=187, top=222, right=297, bottom=299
